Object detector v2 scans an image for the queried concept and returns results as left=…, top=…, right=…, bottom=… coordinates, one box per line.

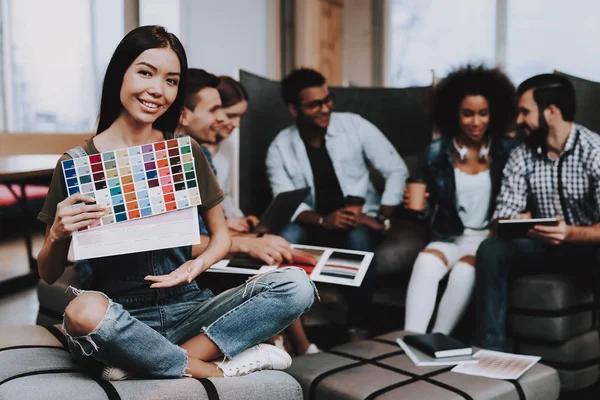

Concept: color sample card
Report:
left=452, top=349, right=541, bottom=380
left=62, top=136, right=202, bottom=229
left=320, top=251, right=365, bottom=280
left=209, top=244, right=374, bottom=287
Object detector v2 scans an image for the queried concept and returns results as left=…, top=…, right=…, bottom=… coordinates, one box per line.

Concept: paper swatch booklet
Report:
left=61, top=136, right=201, bottom=230
left=209, top=244, right=374, bottom=287
left=62, top=137, right=203, bottom=259
left=403, top=333, right=473, bottom=358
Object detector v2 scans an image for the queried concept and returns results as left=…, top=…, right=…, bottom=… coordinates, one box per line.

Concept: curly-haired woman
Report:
left=403, top=65, right=517, bottom=334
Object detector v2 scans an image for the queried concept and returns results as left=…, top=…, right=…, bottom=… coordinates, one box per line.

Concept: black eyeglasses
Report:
left=298, top=93, right=336, bottom=112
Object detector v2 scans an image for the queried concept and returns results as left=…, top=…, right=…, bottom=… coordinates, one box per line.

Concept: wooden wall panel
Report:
left=295, top=0, right=344, bottom=85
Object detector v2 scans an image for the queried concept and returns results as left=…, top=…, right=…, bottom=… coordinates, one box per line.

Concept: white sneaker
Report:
left=101, top=365, right=135, bottom=381
left=217, top=344, right=292, bottom=377
left=303, top=343, right=321, bottom=355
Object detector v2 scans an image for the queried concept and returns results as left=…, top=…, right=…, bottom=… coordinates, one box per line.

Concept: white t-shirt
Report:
left=454, top=168, right=491, bottom=230
left=212, top=141, right=244, bottom=218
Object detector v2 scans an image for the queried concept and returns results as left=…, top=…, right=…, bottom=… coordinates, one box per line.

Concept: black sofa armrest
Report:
left=375, top=216, right=429, bottom=278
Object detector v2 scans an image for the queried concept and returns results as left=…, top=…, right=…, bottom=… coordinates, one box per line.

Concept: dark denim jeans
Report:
left=279, top=223, right=379, bottom=330
left=475, top=237, right=598, bottom=351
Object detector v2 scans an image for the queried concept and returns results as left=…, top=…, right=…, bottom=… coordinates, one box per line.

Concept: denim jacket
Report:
left=83, top=244, right=199, bottom=310
left=266, top=112, right=408, bottom=218
left=423, top=136, right=518, bottom=241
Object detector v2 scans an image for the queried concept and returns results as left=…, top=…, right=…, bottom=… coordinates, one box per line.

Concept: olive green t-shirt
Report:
left=38, top=134, right=224, bottom=226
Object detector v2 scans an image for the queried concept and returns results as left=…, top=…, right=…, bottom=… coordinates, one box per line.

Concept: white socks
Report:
left=432, top=261, right=476, bottom=334
left=404, top=253, right=448, bottom=333
left=404, top=254, right=476, bottom=335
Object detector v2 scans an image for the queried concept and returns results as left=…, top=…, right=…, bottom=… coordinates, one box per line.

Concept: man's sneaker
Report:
left=217, top=344, right=292, bottom=377
left=102, top=365, right=135, bottom=381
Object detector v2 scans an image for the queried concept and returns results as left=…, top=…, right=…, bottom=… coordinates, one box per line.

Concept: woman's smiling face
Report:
left=215, top=100, right=249, bottom=139
left=119, top=47, right=181, bottom=125
left=458, top=94, right=490, bottom=143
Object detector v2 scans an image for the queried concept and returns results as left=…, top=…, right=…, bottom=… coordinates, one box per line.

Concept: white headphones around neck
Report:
left=453, top=138, right=492, bottom=162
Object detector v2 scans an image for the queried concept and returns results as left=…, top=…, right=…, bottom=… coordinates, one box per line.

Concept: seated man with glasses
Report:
left=266, top=68, right=408, bottom=339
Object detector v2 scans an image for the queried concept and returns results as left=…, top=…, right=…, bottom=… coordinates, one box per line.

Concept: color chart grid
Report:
left=62, top=137, right=201, bottom=230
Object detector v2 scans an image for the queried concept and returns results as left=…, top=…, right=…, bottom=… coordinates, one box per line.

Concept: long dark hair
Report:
left=96, top=25, right=188, bottom=135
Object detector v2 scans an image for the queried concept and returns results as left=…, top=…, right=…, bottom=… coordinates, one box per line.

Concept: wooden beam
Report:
left=294, top=0, right=344, bottom=85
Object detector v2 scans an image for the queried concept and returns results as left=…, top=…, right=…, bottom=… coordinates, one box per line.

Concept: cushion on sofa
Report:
left=510, top=311, right=593, bottom=343
left=515, top=330, right=600, bottom=371
left=287, top=330, right=560, bottom=400
left=510, top=274, right=593, bottom=311
left=513, top=330, right=600, bottom=391
left=0, top=325, right=303, bottom=400
left=550, top=365, right=600, bottom=393
left=375, top=219, right=428, bottom=278
left=509, top=273, right=595, bottom=342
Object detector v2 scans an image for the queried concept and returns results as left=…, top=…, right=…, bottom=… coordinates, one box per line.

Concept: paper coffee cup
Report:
left=344, top=195, right=365, bottom=216
left=406, top=179, right=427, bottom=212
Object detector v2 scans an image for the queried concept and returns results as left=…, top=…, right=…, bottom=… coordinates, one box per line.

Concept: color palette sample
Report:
left=320, top=251, right=364, bottom=280
left=62, top=136, right=202, bottom=230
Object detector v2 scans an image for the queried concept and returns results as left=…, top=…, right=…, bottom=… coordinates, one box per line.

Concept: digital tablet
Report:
left=497, top=218, right=558, bottom=240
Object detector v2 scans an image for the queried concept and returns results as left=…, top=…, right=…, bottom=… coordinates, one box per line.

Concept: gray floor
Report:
left=0, top=286, right=38, bottom=325
left=0, top=232, right=43, bottom=325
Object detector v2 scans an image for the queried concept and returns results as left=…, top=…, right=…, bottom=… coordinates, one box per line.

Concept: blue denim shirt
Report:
left=266, top=112, right=408, bottom=217
left=423, top=136, right=518, bottom=241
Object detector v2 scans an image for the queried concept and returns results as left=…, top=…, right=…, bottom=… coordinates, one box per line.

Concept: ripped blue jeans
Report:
left=62, top=267, right=317, bottom=378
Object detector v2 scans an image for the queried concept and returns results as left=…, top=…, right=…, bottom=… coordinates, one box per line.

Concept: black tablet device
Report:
left=497, top=218, right=558, bottom=239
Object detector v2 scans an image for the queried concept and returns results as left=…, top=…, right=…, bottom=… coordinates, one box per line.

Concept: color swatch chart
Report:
left=62, top=136, right=201, bottom=230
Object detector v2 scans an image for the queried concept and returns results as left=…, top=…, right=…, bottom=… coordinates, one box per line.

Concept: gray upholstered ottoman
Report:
left=509, top=274, right=600, bottom=390
left=287, top=331, right=560, bottom=400
left=0, top=325, right=302, bottom=400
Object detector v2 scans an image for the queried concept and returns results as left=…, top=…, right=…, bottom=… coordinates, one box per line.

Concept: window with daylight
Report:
left=387, top=0, right=496, bottom=87
left=505, top=0, right=600, bottom=84
left=1, top=0, right=123, bottom=132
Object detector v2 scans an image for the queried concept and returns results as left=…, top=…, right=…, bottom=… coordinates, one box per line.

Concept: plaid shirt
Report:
left=493, top=123, right=600, bottom=226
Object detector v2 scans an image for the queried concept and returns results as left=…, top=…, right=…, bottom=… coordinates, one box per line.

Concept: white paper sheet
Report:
left=451, top=349, right=541, bottom=380
left=71, top=207, right=200, bottom=260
